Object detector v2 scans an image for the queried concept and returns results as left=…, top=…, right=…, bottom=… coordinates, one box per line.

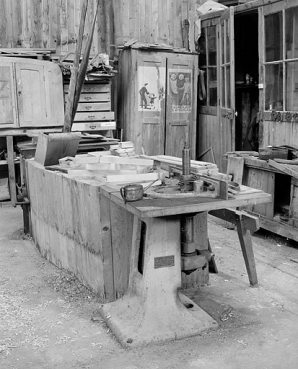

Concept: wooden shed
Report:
left=197, top=0, right=298, bottom=172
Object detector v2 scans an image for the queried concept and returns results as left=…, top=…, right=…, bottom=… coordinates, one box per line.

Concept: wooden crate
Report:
left=34, top=132, right=81, bottom=166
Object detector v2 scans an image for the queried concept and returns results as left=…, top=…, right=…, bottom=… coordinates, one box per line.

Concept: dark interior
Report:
left=235, top=11, right=259, bottom=151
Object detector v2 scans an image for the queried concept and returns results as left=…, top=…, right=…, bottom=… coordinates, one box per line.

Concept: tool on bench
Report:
left=120, top=179, right=159, bottom=203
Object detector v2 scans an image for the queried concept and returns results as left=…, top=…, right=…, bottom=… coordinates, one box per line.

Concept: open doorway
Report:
left=234, top=11, right=259, bottom=151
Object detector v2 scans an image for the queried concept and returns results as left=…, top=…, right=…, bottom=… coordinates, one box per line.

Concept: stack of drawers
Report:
left=64, top=81, right=116, bottom=132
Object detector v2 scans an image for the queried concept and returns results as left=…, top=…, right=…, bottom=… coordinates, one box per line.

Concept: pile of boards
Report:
left=45, top=151, right=219, bottom=186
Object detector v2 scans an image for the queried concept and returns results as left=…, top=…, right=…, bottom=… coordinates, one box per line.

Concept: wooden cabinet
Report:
left=64, top=81, right=116, bottom=132
left=118, top=48, right=198, bottom=158
left=0, top=57, right=64, bottom=129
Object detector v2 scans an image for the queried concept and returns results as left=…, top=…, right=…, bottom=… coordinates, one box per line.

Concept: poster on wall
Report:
left=168, top=69, right=192, bottom=113
left=138, top=66, right=166, bottom=111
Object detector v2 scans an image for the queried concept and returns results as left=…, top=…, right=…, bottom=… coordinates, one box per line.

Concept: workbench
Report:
left=26, top=160, right=271, bottom=347
left=98, top=182, right=271, bottom=347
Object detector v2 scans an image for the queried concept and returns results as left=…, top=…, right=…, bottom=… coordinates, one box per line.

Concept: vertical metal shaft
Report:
left=182, top=143, right=190, bottom=176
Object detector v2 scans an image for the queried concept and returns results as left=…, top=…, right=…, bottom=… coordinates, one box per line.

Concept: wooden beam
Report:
left=72, top=0, right=100, bottom=122
left=269, top=159, right=298, bottom=180
left=63, top=0, right=89, bottom=133
left=209, top=208, right=259, bottom=286
left=6, top=136, right=17, bottom=204
left=209, top=208, right=260, bottom=233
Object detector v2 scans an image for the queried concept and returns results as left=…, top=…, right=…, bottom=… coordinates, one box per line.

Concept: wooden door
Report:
left=165, top=55, right=197, bottom=158
left=15, top=62, right=47, bottom=127
left=136, top=52, right=166, bottom=156
left=219, top=7, right=235, bottom=171
left=0, top=60, right=18, bottom=127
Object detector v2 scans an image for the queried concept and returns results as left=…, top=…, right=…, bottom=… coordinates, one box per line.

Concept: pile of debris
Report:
left=57, top=52, right=117, bottom=81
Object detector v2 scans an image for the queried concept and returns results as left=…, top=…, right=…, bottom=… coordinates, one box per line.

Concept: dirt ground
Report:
left=1, top=205, right=298, bottom=369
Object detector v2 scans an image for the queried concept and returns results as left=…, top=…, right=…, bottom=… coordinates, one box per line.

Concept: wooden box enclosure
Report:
left=27, top=160, right=134, bottom=301
left=27, top=160, right=210, bottom=301
left=243, top=157, right=298, bottom=242
left=117, top=48, right=198, bottom=158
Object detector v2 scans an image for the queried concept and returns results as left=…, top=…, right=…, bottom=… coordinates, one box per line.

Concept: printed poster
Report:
left=168, top=69, right=192, bottom=113
left=138, top=66, right=166, bottom=111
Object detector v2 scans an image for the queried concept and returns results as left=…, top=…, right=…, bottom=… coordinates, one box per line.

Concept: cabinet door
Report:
left=136, top=52, right=166, bottom=156
left=15, top=62, right=47, bottom=127
left=44, top=62, right=64, bottom=126
left=166, top=55, right=198, bottom=158
left=0, top=62, right=18, bottom=127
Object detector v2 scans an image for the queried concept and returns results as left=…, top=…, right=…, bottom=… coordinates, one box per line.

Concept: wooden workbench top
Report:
left=100, top=184, right=272, bottom=218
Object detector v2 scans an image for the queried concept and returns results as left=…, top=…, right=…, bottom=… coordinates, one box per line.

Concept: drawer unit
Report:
left=64, top=81, right=116, bottom=132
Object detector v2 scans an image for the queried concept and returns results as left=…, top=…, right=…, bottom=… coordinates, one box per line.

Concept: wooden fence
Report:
left=0, top=0, right=201, bottom=56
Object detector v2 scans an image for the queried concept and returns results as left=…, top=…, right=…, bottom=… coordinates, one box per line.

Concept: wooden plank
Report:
left=6, top=136, right=17, bottom=204
left=31, top=0, right=43, bottom=47
left=227, top=156, right=244, bottom=184
left=104, top=185, right=272, bottom=219
left=269, top=159, right=298, bottom=180
left=243, top=166, right=275, bottom=218
left=100, top=188, right=115, bottom=301
left=99, top=156, right=153, bottom=166
left=42, top=0, right=51, bottom=48
left=110, top=200, right=134, bottom=299
left=235, top=217, right=258, bottom=286
left=106, top=172, right=161, bottom=183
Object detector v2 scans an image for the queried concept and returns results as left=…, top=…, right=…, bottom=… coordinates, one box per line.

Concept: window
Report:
left=198, top=26, right=217, bottom=107
left=264, top=6, right=298, bottom=111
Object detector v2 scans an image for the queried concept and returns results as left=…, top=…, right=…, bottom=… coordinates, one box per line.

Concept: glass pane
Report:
left=286, top=61, right=298, bottom=111
left=208, top=26, right=217, bottom=66
left=221, top=23, right=225, bottom=65
left=199, top=68, right=207, bottom=106
left=286, top=7, right=298, bottom=59
left=265, top=63, right=283, bottom=110
left=265, top=12, right=283, bottom=62
left=226, top=66, right=230, bottom=108
left=221, top=66, right=225, bottom=107
left=198, top=28, right=207, bottom=67
left=208, top=67, right=217, bottom=106
left=226, top=19, right=230, bottom=64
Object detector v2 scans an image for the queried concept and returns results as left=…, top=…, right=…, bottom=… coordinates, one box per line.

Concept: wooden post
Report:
left=6, top=136, right=17, bottom=205
left=63, top=0, right=89, bottom=133
left=72, top=0, right=100, bottom=121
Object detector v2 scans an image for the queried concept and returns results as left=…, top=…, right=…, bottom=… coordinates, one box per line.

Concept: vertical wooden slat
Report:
left=11, top=0, right=23, bottom=47
left=98, top=0, right=106, bottom=52
left=145, top=0, right=152, bottom=43
left=60, top=0, right=68, bottom=51
left=0, top=0, right=8, bottom=47
left=158, top=0, right=169, bottom=44
left=5, top=0, right=13, bottom=47
left=67, top=0, right=76, bottom=51
left=139, top=0, right=146, bottom=44
left=151, top=0, right=159, bottom=43
left=31, top=0, right=43, bottom=47
left=42, top=0, right=50, bottom=48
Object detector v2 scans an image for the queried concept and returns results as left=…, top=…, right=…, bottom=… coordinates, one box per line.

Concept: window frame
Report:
left=263, top=1, right=298, bottom=114
left=198, top=18, right=220, bottom=116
